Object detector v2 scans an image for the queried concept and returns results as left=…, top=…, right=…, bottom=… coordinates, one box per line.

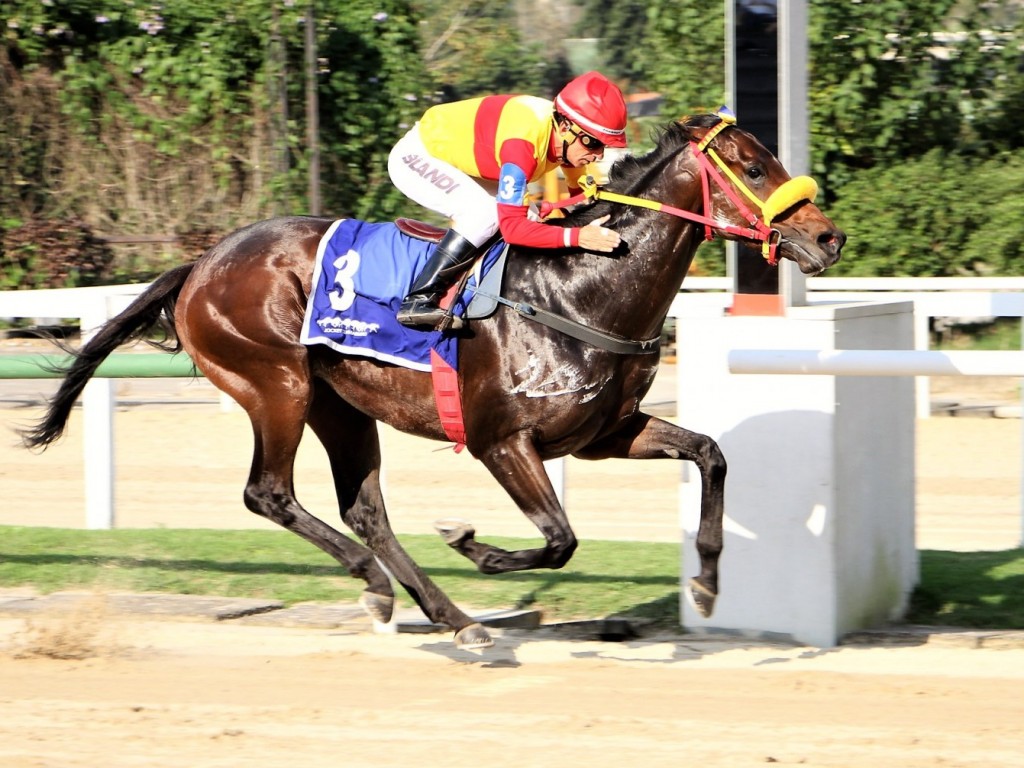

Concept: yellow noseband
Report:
left=762, top=176, right=818, bottom=226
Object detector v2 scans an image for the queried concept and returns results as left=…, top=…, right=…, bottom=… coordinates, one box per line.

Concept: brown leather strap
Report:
left=395, top=217, right=446, bottom=243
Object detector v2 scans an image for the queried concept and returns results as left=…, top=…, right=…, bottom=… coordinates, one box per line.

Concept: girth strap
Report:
left=473, top=289, right=660, bottom=355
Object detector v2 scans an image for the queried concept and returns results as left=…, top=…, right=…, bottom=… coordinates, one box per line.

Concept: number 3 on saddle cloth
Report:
left=300, top=218, right=507, bottom=451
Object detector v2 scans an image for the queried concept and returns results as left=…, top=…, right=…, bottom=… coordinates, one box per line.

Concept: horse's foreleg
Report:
left=306, top=382, right=491, bottom=648
left=575, top=413, right=726, bottom=618
left=440, top=431, right=578, bottom=574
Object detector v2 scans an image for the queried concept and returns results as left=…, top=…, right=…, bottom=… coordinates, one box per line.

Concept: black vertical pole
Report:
left=730, top=0, right=780, bottom=308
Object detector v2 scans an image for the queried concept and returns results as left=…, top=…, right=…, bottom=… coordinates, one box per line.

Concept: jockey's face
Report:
left=557, top=120, right=606, bottom=167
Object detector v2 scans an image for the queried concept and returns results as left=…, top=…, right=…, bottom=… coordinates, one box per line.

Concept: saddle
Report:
left=394, top=218, right=506, bottom=320
left=395, top=217, right=446, bottom=244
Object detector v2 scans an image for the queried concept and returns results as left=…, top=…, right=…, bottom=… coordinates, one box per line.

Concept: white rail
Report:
left=675, top=278, right=1024, bottom=419
left=729, top=349, right=1024, bottom=377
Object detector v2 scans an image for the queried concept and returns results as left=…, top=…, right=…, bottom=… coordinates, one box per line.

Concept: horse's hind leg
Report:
left=194, top=352, right=395, bottom=617
left=305, top=380, right=493, bottom=650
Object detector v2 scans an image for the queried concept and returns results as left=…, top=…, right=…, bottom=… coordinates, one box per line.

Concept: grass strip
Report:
left=1, top=526, right=1022, bottom=630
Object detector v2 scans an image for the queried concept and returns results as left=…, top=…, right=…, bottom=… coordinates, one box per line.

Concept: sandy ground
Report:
left=1, top=370, right=1023, bottom=767
left=0, top=611, right=1023, bottom=768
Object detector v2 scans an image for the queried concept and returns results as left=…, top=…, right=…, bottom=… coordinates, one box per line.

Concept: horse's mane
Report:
left=558, top=114, right=721, bottom=228
left=607, top=114, right=717, bottom=190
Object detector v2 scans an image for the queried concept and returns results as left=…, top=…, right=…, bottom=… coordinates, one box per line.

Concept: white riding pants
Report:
left=387, top=123, right=499, bottom=248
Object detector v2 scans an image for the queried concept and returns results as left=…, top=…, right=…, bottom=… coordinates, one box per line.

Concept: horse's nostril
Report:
left=819, top=229, right=846, bottom=253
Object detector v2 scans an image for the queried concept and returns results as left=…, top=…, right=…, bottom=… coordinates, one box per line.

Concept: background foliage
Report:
left=2, top=0, right=1023, bottom=285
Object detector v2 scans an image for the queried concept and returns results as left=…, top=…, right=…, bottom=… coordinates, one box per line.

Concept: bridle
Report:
left=476, top=110, right=821, bottom=356
left=543, top=108, right=818, bottom=266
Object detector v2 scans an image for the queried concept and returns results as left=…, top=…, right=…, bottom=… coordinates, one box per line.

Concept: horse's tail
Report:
left=21, top=262, right=197, bottom=450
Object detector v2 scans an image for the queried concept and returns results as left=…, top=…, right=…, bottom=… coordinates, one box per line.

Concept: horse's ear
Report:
left=693, top=109, right=737, bottom=152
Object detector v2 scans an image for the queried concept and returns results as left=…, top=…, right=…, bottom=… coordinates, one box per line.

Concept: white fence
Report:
left=2, top=278, right=1023, bottom=532
left=677, top=277, right=1024, bottom=418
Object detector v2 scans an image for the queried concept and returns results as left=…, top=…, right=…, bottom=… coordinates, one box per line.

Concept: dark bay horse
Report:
left=23, top=114, right=845, bottom=649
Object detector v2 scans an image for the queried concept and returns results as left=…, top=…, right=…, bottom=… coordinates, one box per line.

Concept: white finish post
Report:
left=677, top=301, right=917, bottom=646
left=80, top=299, right=115, bottom=530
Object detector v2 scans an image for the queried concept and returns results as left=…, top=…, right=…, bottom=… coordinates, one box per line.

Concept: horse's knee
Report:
left=697, top=436, right=727, bottom=482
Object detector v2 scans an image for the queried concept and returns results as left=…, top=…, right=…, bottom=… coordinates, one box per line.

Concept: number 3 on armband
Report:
left=328, top=248, right=360, bottom=311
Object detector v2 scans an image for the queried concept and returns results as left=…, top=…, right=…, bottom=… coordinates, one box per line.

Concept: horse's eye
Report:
left=747, top=166, right=764, bottom=180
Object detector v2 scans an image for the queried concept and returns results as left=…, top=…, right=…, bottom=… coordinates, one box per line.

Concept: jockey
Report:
left=388, top=71, right=629, bottom=329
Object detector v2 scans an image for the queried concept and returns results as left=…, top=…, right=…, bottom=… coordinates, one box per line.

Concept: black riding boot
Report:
left=397, top=229, right=478, bottom=330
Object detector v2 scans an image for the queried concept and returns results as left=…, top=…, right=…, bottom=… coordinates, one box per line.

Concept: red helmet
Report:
left=554, top=71, right=628, bottom=148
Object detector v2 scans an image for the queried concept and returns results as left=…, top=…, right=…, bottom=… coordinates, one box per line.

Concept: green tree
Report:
left=569, top=0, right=649, bottom=85
left=809, top=0, right=1024, bottom=190
left=5, top=0, right=1024, bottom=281
left=0, top=0, right=429, bottom=236
left=315, top=1, right=428, bottom=219
left=416, top=1, right=557, bottom=100
left=631, top=0, right=726, bottom=119
left=828, top=149, right=1024, bottom=277
left=572, top=0, right=726, bottom=117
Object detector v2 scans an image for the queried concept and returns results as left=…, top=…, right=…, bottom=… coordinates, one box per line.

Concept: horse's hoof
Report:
left=687, top=578, right=717, bottom=618
left=434, top=518, right=476, bottom=547
left=358, top=591, right=395, bottom=624
left=454, top=622, right=494, bottom=650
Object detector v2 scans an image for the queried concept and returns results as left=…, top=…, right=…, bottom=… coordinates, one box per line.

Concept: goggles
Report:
left=567, top=125, right=605, bottom=151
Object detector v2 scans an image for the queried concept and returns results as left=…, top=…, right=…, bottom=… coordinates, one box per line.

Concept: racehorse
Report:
left=23, top=112, right=845, bottom=650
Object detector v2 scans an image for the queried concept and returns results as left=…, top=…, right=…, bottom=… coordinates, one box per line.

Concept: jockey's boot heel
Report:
left=397, top=230, right=478, bottom=330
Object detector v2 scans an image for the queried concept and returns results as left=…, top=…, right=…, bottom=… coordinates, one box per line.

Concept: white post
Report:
left=914, top=310, right=931, bottom=419
left=544, top=459, right=566, bottom=509
left=677, top=302, right=917, bottom=646
left=80, top=299, right=115, bottom=529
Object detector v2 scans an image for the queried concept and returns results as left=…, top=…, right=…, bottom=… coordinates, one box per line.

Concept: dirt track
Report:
left=1, top=611, right=1023, bottom=768
left=1, top=375, right=1023, bottom=767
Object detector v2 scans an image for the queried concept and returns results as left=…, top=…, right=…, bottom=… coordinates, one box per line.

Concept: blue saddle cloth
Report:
left=300, top=219, right=503, bottom=372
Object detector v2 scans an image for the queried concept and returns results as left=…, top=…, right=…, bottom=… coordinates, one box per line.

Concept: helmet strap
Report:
left=554, top=116, right=573, bottom=165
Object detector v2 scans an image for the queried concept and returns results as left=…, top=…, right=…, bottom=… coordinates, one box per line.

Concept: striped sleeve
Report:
left=497, top=203, right=579, bottom=249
